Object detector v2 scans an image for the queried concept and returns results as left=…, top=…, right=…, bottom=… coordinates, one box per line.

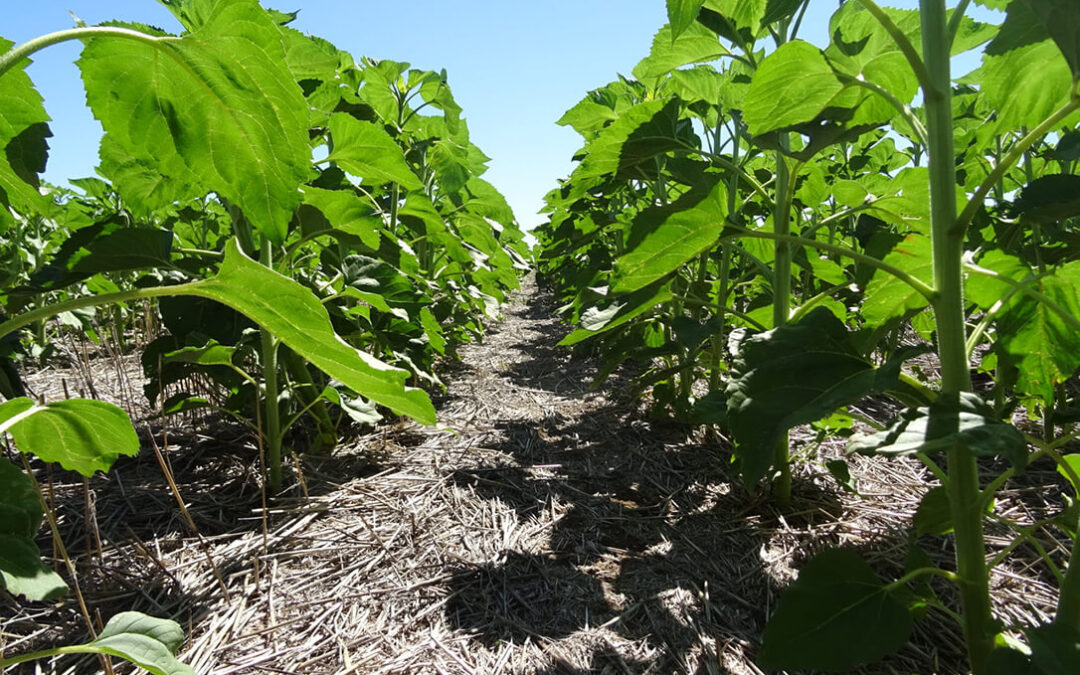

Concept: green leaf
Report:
left=0, top=37, right=51, bottom=228
left=321, top=387, right=382, bottom=426
left=324, top=113, right=423, bottom=190
left=743, top=41, right=846, bottom=137
left=725, top=307, right=909, bottom=485
left=0, top=459, right=67, bottom=601
left=666, top=0, right=707, bottom=38
left=762, top=0, right=807, bottom=26
left=559, top=284, right=674, bottom=346
left=825, top=3, right=920, bottom=110
left=1027, top=622, right=1080, bottom=674
left=826, top=458, right=858, bottom=494
left=758, top=548, right=912, bottom=671
left=862, top=234, right=933, bottom=328
left=78, top=4, right=311, bottom=243
left=60, top=611, right=195, bottom=675
left=162, top=341, right=236, bottom=367
left=993, top=0, right=1080, bottom=76
left=419, top=307, right=446, bottom=356
left=0, top=397, right=139, bottom=476
left=848, top=392, right=1029, bottom=471
left=1010, top=174, right=1080, bottom=224
left=982, top=25, right=1073, bottom=134
left=573, top=99, right=690, bottom=183
left=704, top=0, right=768, bottom=35
left=187, top=241, right=435, bottom=424
left=632, top=21, right=729, bottom=85
left=992, top=261, right=1080, bottom=402
left=914, top=485, right=953, bottom=536
left=301, top=186, right=381, bottom=250
left=613, top=180, right=727, bottom=293
left=1058, top=454, right=1080, bottom=493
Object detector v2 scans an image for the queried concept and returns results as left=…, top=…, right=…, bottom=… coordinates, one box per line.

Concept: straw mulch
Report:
left=0, top=276, right=1069, bottom=674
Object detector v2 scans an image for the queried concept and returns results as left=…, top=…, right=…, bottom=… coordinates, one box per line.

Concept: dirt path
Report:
left=3, top=276, right=1059, bottom=674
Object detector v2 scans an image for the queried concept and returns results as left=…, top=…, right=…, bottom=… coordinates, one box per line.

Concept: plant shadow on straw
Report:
left=436, top=290, right=799, bottom=673
left=436, top=284, right=1061, bottom=674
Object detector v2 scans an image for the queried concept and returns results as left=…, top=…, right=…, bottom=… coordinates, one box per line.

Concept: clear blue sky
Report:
left=4, top=1, right=997, bottom=231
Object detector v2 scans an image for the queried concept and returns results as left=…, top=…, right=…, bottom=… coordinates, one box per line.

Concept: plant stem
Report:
left=920, top=1, right=992, bottom=671
left=0, top=26, right=166, bottom=79
left=259, top=237, right=283, bottom=492
left=771, top=21, right=793, bottom=509
left=1056, top=492, right=1080, bottom=633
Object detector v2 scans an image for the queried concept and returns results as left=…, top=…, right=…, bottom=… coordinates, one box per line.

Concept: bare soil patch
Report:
left=1, top=276, right=1066, bottom=674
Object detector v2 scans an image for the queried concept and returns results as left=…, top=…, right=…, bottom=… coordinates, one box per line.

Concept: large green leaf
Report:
left=725, top=308, right=909, bottom=485
left=758, top=548, right=912, bottom=671
left=572, top=98, right=689, bottom=183
left=0, top=397, right=140, bottom=476
left=743, top=41, right=847, bottom=136
left=982, top=2, right=1075, bottom=134
left=991, top=0, right=1080, bottom=76
left=0, top=37, right=51, bottom=229
left=613, top=180, right=727, bottom=293
left=666, top=0, right=707, bottom=39
left=0, top=458, right=67, bottom=601
left=324, top=113, right=423, bottom=190
left=995, top=262, right=1080, bottom=402
left=632, top=21, right=729, bottom=86
left=186, top=241, right=435, bottom=424
left=848, top=392, right=1028, bottom=470
left=78, top=2, right=310, bottom=243
left=862, top=234, right=933, bottom=328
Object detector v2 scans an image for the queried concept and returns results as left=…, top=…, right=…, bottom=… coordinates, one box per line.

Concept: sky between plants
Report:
left=5, top=1, right=997, bottom=231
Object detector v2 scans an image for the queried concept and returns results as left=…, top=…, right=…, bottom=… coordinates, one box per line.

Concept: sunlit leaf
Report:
left=79, top=3, right=310, bottom=242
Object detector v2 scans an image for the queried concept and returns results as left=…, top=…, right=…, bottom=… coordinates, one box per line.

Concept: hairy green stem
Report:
left=259, top=237, right=283, bottom=492
left=921, top=1, right=991, bottom=672
left=0, top=26, right=166, bottom=79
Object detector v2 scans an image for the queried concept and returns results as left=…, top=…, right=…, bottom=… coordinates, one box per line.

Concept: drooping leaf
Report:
left=559, top=284, right=674, bottom=346
left=324, top=113, right=423, bottom=190
left=848, top=392, right=1028, bottom=470
left=184, top=241, right=435, bottom=424
left=758, top=548, right=912, bottom=671
left=613, top=180, right=728, bottom=293
left=0, top=459, right=67, bottom=601
left=725, top=307, right=911, bottom=485
left=0, top=37, right=51, bottom=229
left=78, top=3, right=311, bottom=243
left=0, top=397, right=140, bottom=476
